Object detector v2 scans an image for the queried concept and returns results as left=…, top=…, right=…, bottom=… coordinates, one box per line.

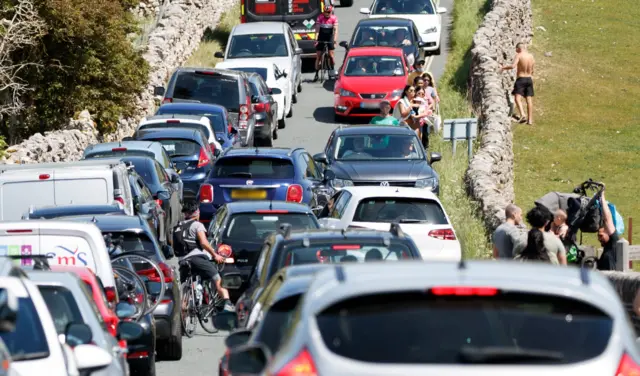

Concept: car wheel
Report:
left=292, top=93, right=298, bottom=104
left=278, top=117, right=286, bottom=129
left=434, top=46, right=441, bottom=55
left=341, top=0, right=353, bottom=6
left=273, top=127, right=278, bottom=140
left=297, top=81, right=302, bottom=93
left=130, top=353, right=156, bottom=376
left=286, top=103, right=293, bottom=118
left=157, top=319, right=183, bottom=361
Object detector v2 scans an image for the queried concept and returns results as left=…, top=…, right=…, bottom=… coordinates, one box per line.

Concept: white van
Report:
left=0, top=158, right=134, bottom=221
left=0, top=221, right=118, bottom=305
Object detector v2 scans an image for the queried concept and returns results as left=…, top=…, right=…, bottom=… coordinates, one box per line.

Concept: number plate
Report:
left=360, top=101, right=380, bottom=109
left=224, top=258, right=235, bottom=264
left=231, top=189, right=267, bottom=200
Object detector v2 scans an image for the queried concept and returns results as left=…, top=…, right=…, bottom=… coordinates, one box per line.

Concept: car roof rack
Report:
left=389, top=222, right=404, bottom=237
left=5, top=255, right=52, bottom=271
left=278, top=223, right=292, bottom=239
left=287, top=147, right=305, bottom=157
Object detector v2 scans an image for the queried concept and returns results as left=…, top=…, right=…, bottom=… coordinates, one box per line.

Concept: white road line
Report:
left=425, top=55, right=435, bottom=72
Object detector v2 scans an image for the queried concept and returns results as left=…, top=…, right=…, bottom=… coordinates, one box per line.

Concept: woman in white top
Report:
left=392, top=85, right=430, bottom=138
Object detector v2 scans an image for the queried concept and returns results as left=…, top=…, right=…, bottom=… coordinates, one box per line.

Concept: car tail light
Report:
left=228, top=122, right=233, bottom=133
left=616, top=353, right=640, bottom=375
left=286, top=184, right=303, bottom=203
left=118, top=340, right=127, bottom=350
left=430, top=286, right=499, bottom=296
left=155, top=199, right=163, bottom=206
left=332, top=244, right=361, bottom=250
left=197, top=147, right=210, bottom=168
left=162, top=98, right=173, bottom=104
left=137, top=262, right=174, bottom=283
left=274, top=348, right=317, bottom=376
left=105, top=286, right=118, bottom=304
left=127, top=351, right=149, bottom=359
left=217, top=244, right=233, bottom=258
left=112, top=147, right=127, bottom=152
left=254, top=102, right=270, bottom=113
left=107, top=317, right=119, bottom=338
left=114, top=196, right=125, bottom=206
left=39, top=174, right=50, bottom=180
left=428, top=228, right=456, bottom=240
left=199, top=184, right=214, bottom=203
left=6, top=229, right=32, bottom=233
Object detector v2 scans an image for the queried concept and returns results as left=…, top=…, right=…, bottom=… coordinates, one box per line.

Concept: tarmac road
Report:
left=156, top=0, right=452, bottom=373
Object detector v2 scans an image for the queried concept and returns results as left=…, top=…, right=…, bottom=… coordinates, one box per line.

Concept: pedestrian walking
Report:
left=501, top=42, right=535, bottom=125
left=492, top=204, right=525, bottom=259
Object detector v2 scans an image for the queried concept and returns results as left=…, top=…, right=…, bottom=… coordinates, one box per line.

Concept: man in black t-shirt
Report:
left=596, top=189, right=619, bottom=270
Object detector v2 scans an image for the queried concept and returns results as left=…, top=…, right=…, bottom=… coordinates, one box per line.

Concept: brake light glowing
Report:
left=217, top=244, right=233, bottom=259
left=228, top=123, right=233, bottom=133
left=616, top=353, right=640, bottom=375
left=331, top=244, right=361, bottom=250
left=104, top=286, right=117, bottom=304
left=430, top=286, right=499, bottom=296
left=195, top=71, right=218, bottom=76
left=199, top=184, right=214, bottom=203
left=428, top=228, right=456, bottom=240
left=127, top=351, right=149, bottom=359
left=256, top=210, right=289, bottom=214
left=166, top=119, right=180, bottom=123
left=6, top=229, right=32, bottom=233
left=254, top=102, right=266, bottom=112
left=162, top=98, right=173, bottom=104
left=286, top=184, right=303, bottom=203
left=197, top=147, right=210, bottom=168
left=275, top=348, right=317, bottom=376
left=112, top=147, right=127, bottom=152
left=137, top=262, right=174, bottom=283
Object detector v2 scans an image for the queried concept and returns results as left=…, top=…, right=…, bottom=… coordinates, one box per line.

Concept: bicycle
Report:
left=179, top=259, right=225, bottom=337
left=317, top=41, right=333, bottom=83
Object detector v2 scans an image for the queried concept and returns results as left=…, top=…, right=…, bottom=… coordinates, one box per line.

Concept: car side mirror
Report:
left=429, top=152, right=442, bottom=163
left=0, top=289, right=17, bottom=333
left=339, top=41, right=349, bottom=49
left=115, top=302, right=137, bottom=319
left=214, top=148, right=222, bottom=157
left=65, top=322, right=93, bottom=346
left=323, top=169, right=335, bottom=182
left=225, top=329, right=253, bottom=350
left=162, top=244, right=174, bottom=259
left=214, top=51, right=225, bottom=58
left=156, top=190, right=171, bottom=201
left=269, top=87, right=282, bottom=95
left=171, top=174, right=180, bottom=184
left=74, top=345, right=113, bottom=374
left=294, top=47, right=303, bottom=55
left=359, top=7, right=371, bottom=14
left=213, top=310, right=239, bottom=332
left=222, top=272, right=243, bottom=289
left=227, top=344, right=271, bottom=375
left=437, top=6, right=447, bottom=13
left=153, top=86, right=165, bottom=96
left=117, top=321, right=144, bottom=341
left=313, top=152, right=329, bottom=165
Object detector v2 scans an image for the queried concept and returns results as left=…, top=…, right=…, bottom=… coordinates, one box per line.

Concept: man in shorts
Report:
left=178, top=202, right=234, bottom=311
left=313, top=6, right=338, bottom=82
left=501, top=42, right=535, bottom=125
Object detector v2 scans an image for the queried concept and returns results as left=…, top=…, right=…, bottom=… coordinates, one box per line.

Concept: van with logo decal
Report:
left=239, top=0, right=351, bottom=58
left=0, top=221, right=118, bottom=306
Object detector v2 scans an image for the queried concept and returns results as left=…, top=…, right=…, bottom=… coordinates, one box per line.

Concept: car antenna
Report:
left=458, top=250, right=466, bottom=270
left=269, top=200, right=273, bottom=210
left=91, top=216, right=97, bottom=223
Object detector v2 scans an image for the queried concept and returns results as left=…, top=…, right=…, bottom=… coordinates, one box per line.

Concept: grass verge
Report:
left=185, top=5, right=242, bottom=67
left=430, top=0, right=491, bottom=259
left=513, top=0, right=640, bottom=247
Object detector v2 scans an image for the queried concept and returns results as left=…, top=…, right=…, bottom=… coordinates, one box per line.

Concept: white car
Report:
left=137, top=115, right=223, bottom=153
left=215, top=60, right=293, bottom=129
left=317, top=186, right=461, bottom=261
left=360, top=0, right=447, bottom=55
left=214, top=22, right=303, bottom=106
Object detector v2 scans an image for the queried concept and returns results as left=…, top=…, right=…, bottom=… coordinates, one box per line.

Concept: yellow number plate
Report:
left=231, top=189, right=267, bottom=200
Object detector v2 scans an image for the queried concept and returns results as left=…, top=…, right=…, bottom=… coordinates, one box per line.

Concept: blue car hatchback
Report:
left=197, top=147, right=334, bottom=225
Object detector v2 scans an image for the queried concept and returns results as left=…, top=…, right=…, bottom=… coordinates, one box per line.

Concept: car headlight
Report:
left=415, top=177, right=438, bottom=190
left=424, top=27, right=438, bottom=34
left=332, top=178, right=354, bottom=188
left=391, top=89, right=404, bottom=99
left=340, top=89, right=357, bottom=97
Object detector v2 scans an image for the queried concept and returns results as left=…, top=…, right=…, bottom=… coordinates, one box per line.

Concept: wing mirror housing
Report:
left=225, top=329, right=253, bottom=350
left=116, top=321, right=144, bottom=342
left=0, top=289, right=18, bottom=333
left=115, top=302, right=137, bottom=319
left=313, top=152, right=329, bottom=165
left=339, top=41, right=349, bottom=49
left=437, top=6, right=447, bottom=13
left=227, top=344, right=271, bottom=375
left=430, top=152, right=442, bottom=163
left=65, top=322, right=93, bottom=346
left=74, top=345, right=113, bottom=374
left=170, top=174, right=180, bottom=184
left=153, top=86, right=165, bottom=96
left=214, top=51, right=225, bottom=58
left=213, top=310, right=239, bottom=332
left=359, top=7, right=371, bottom=14
left=222, top=272, right=243, bottom=289
left=269, top=87, right=282, bottom=95
left=294, top=47, right=303, bottom=55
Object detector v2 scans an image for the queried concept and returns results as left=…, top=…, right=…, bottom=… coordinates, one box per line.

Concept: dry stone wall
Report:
left=465, top=0, right=533, bottom=232
left=2, top=0, right=235, bottom=164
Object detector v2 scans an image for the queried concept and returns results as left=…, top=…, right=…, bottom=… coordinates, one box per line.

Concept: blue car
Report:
left=197, top=148, right=334, bottom=225
left=155, top=103, right=239, bottom=150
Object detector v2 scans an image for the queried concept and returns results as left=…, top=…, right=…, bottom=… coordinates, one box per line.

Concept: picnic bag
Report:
left=172, top=218, right=199, bottom=257
left=608, top=202, right=625, bottom=235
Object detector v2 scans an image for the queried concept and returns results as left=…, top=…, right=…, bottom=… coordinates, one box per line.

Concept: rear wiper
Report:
left=227, top=172, right=252, bottom=178
left=398, top=219, right=429, bottom=223
left=170, top=154, right=193, bottom=158
left=457, top=346, right=564, bottom=364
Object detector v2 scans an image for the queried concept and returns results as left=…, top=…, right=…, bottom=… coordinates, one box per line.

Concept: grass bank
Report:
left=430, top=0, right=491, bottom=259
left=186, top=5, right=242, bottom=67
left=513, top=0, right=640, bottom=246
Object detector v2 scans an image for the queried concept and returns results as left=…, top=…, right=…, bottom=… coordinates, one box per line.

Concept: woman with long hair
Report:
left=514, top=205, right=567, bottom=265
left=392, top=85, right=430, bottom=139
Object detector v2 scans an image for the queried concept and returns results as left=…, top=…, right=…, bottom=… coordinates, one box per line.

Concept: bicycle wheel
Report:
left=198, top=282, right=224, bottom=334
left=180, top=280, right=198, bottom=338
left=111, top=253, right=167, bottom=316
left=319, top=50, right=327, bottom=83
left=112, top=265, right=148, bottom=322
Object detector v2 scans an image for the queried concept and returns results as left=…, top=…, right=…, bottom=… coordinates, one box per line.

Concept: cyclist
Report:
left=177, top=202, right=234, bottom=311
left=313, top=5, right=338, bottom=82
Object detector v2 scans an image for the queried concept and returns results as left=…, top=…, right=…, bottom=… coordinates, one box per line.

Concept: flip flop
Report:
left=518, top=118, right=528, bottom=124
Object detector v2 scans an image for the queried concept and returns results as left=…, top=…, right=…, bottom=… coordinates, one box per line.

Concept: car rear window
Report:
left=228, top=67, right=269, bottom=82
left=316, top=291, right=613, bottom=365
left=172, top=72, right=241, bottom=111
left=228, top=34, right=288, bottom=59
left=85, top=150, right=154, bottom=159
left=254, top=294, right=301, bottom=353
left=0, top=291, right=49, bottom=361
left=214, top=157, right=295, bottom=179
left=38, top=286, right=84, bottom=335
left=224, top=213, right=317, bottom=243
left=353, top=197, right=448, bottom=224
left=155, top=109, right=226, bottom=134
left=139, top=122, right=211, bottom=139
left=105, top=231, right=157, bottom=254
left=155, top=139, right=202, bottom=158
left=280, top=242, right=414, bottom=267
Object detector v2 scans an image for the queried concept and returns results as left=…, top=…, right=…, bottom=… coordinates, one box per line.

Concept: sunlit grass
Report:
left=185, top=5, right=241, bottom=68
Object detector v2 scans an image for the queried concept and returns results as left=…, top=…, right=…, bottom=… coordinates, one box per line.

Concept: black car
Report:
left=65, top=214, right=182, bottom=362
left=120, top=156, right=182, bottom=246
left=127, top=166, right=168, bottom=246
left=340, top=18, right=427, bottom=66
left=247, top=72, right=279, bottom=147
left=216, top=264, right=331, bottom=376
left=206, top=200, right=320, bottom=301
left=153, top=68, right=259, bottom=147
left=21, top=204, right=126, bottom=219
left=313, top=125, right=442, bottom=194
left=233, top=225, right=422, bottom=327
left=134, top=127, right=215, bottom=203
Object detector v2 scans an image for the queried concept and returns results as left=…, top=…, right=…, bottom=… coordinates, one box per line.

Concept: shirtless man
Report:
left=501, top=42, right=535, bottom=125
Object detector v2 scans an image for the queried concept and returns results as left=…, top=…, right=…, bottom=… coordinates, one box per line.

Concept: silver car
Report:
left=225, top=260, right=640, bottom=375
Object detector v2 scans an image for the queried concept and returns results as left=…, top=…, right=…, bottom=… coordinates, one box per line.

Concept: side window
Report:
left=273, top=64, right=281, bottom=81
left=302, top=153, right=321, bottom=180
left=331, top=191, right=352, bottom=219
left=263, top=276, right=285, bottom=306
left=295, top=154, right=307, bottom=177
left=325, top=131, right=335, bottom=155
left=257, top=243, right=272, bottom=285
left=137, top=178, right=153, bottom=201
left=287, top=29, right=296, bottom=52
left=259, top=78, right=269, bottom=95
left=155, top=162, right=169, bottom=183
left=210, top=207, right=227, bottom=240
left=161, top=150, right=172, bottom=168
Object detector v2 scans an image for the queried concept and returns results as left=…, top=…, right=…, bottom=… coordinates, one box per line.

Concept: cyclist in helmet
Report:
left=313, top=5, right=338, bottom=82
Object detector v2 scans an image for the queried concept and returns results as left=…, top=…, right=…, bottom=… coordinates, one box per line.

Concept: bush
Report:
left=16, top=0, right=149, bottom=136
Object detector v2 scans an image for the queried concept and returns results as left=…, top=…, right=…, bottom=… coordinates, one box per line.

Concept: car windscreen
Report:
left=228, top=34, right=288, bottom=59
left=352, top=26, right=413, bottom=47
left=213, top=157, right=295, bottom=179
left=155, top=108, right=226, bottom=133
left=139, top=122, right=211, bottom=139
left=172, top=72, right=241, bottom=111
left=372, top=0, right=435, bottom=15
left=353, top=197, right=448, bottom=224
left=254, top=294, right=301, bottom=354
left=343, top=56, right=405, bottom=77
left=223, top=213, right=317, bottom=243
left=0, top=292, right=49, bottom=361
left=154, top=139, right=202, bottom=158
left=226, top=67, right=269, bottom=82
left=335, top=134, right=425, bottom=161
left=105, top=231, right=157, bottom=254
left=316, top=291, right=613, bottom=365
left=84, top=150, right=155, bottom=159
left=38, top=286, right=85, bottom=336
left=280, top=242, right=414, bottom=267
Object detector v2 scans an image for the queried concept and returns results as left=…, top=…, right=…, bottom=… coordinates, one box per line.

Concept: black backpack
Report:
left=172, top=219, right=199, bottom=257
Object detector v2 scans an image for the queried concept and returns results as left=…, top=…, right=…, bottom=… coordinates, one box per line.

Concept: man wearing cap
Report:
left=407, top=59, right=426, bottom=85
left=370, top=100, right=400, bottom=126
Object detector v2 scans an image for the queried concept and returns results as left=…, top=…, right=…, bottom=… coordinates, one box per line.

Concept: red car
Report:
left=334, top=46, right=409, bottom=121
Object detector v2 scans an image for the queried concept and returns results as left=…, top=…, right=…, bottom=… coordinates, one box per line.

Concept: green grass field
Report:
left=513, top=0, right=640, bottom=246
left=185, top=6, right=241, bottom=68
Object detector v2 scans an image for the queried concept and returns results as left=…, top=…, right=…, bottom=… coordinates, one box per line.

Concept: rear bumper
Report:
left=126, top=314, right=155, bottom=365
left=335, top=96, right=401, bottom=117
left=181, top=174, right=209, bottom=201
left=153, top=283, right=180, bottom=340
